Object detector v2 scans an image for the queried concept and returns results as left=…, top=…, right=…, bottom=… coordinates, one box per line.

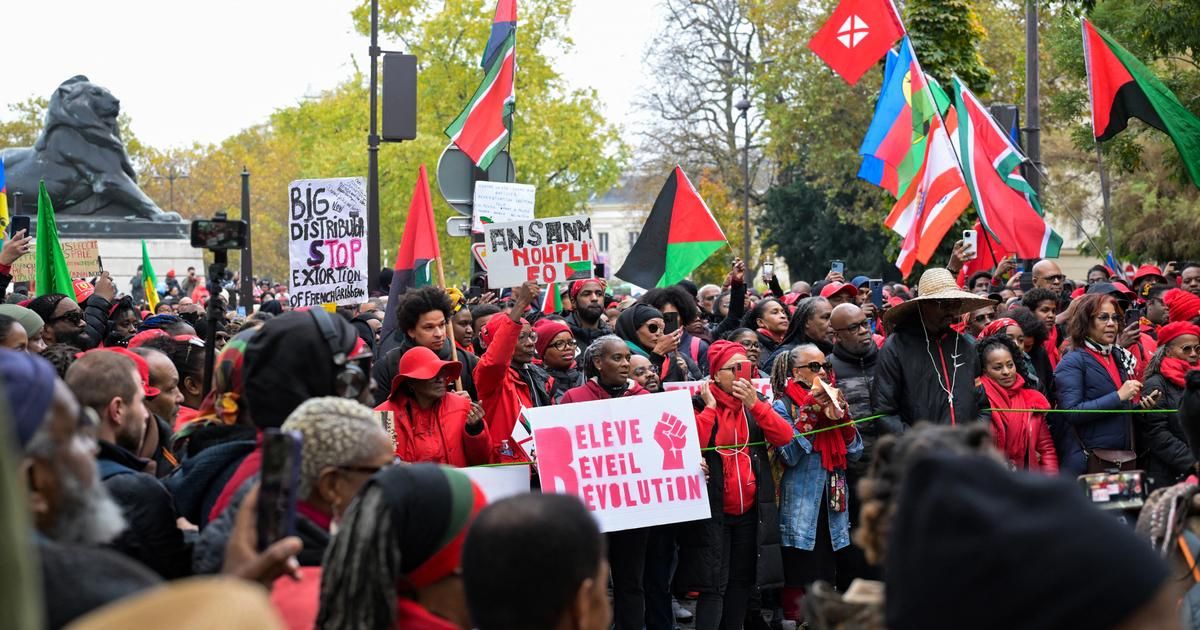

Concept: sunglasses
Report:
left=972, top=313, right=995, bottom=324
left=1041, top=274, right=1067, bottom=283
left=335, top=456, right=402, bottom=476
left=50, top=310, right=85, bottom=324
left=1174, top=343, right=1200, bottom=355
left=798, top=361, right=832, bottom=373
left=1094, top=313, right=1121, bottom=323
left=643, top=323, right=661, bottom=334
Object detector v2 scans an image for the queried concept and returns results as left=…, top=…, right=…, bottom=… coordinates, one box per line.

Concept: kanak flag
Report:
left=808, top=0, right=905, bottom=85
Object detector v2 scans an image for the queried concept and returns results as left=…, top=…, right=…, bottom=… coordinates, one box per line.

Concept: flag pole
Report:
left=1094, top=141, right=1120, bottom=265
left=434, top=255, right=466, bottom=391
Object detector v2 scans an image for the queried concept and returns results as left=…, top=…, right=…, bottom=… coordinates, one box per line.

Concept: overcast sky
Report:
left=0, top=0, right=662, bottom=149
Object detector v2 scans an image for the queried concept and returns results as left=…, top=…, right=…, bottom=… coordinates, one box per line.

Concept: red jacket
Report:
left=560, top=378, right=649, bottom=404
left=375, top=389, right=493, bottom=467
left=696, top=397, right=794, bottom=515
left=473, top=315, right=551, bottom=462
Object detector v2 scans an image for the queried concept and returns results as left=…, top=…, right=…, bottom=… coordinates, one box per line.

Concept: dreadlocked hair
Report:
left=316, top=483, right=403, bottom=630
left=854, top=423, right=997, bottom=566
left=769, top=343, right=817, bottom=401
left=581, top=334, right=623, bottom=380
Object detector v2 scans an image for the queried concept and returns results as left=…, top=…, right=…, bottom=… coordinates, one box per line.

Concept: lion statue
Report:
left=1, top=75, right=179, bottom=222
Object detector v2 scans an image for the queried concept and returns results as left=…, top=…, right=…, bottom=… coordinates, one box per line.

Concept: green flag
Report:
left=141, top=240, right=159, bottom=312
left=34, top=181, right=74, bottom=297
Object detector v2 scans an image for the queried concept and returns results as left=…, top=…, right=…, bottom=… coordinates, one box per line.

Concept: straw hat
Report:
left=883, top=268, right=996, bottom=324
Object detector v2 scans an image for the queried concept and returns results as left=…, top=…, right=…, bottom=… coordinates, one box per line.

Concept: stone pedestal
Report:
left=20, top=216, right=201, bottom=294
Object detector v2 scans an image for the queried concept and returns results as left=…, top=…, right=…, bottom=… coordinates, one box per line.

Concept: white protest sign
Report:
left=526, top=390, right=711, bottom=532
left=471, top=181, right=536, bottom=233
left=287, top=178, right=369, bottom=307
left=483, top=215, right=595, bottom=289
left=461, top=465, right=531, bottom=503
left=662, top=378, right=775, bottom=401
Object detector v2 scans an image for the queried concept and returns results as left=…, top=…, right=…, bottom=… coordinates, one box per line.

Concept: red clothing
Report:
left=695, top=389, right=794, bottom=516
left=394, top=598, right=459, bottom=630
left=270, top=566, right=322, bottom=630
left=375, top=391, right=493, bottom=466
left=559, top=378, right=649, bottom=404
left=982, top=374, right=1058, bottom=473
left=1044, top=326, right=1062, bottom=369
left=173, top=405, right=200, bottom=431
left=1127, top=333, right=1158, bottom=381
left=473, top=315, right=541, bottom=462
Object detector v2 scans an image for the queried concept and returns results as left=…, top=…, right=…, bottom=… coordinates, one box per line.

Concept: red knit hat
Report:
left=1165, top=288, right=1200, bottom=323
left=532, top=318, right=572, bottom=357
left=707, top=339, right=747, bottom=375
left=1157, top=321, right=1200, bottom=347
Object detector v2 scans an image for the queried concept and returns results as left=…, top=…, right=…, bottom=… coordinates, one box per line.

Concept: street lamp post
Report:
left=735, top=95, right=750, bottom=265
left=153, top=164, right=189, bottom=214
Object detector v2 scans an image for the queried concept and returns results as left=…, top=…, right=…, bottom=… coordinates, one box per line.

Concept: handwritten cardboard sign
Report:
left=287, top=177, right=368, bottom=307
left=526, top=390, right=711, bottom=532
left=10, top=240, right=101, bottom=282
left=471, top=181, right=535, bottom=233
left=483, top=215, right=594, bottom=289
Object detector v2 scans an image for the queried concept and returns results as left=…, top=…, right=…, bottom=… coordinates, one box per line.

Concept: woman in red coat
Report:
left=978, top=334, right=1058, bottom=472
left=375, top=346, right=493, bottom=466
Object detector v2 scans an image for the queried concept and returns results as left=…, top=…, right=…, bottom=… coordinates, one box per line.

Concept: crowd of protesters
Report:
left=4, top=222, right=1200, bottom=629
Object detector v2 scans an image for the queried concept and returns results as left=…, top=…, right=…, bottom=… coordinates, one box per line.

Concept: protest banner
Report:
left=461, top=465, right=531, bottom=503
left=11, top=240, right=100, bottom=282
left=483, top=214, right=594, bottom=289
left=662, top=378, right=774, bottom=401
left=526, top=390, right=711, bottom=532
left=287, top=177, right=368, bottom=307
left=471, top=181, right=535, bottom=233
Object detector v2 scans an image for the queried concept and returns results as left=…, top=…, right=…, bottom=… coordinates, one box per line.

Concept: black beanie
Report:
left=243, top=310, right=360, bottom=428
left=884, top=453, right=1168, bottom=630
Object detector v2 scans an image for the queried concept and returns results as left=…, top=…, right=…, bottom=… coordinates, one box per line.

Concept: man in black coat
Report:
left=564, top=278, right=613, bottom=349
left=65, top=349, right=192, bottom=579
left=872, top=268, right=994, bottom=432
left=372, top=286, right=480, bottom=405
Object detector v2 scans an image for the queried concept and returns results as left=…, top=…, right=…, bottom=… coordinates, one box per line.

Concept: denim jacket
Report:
left=773, top=397, right=863, bottom=551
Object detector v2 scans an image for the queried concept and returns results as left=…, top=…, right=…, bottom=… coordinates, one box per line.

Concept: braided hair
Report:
left=581, top=334, right=623, bottom=380
left=854, top=423, right=997, bottom=565
left=769, top=343, right=817, bottom=401
left=316, top=484, right=400, bottom=630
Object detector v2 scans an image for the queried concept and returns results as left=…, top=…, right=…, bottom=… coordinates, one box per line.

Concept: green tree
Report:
left=0, top=97, right=47, bottom=149
left=906, top=0, right=993, bottom=93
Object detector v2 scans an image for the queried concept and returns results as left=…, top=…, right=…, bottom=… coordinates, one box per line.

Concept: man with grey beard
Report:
left=1, top=349, right=160, bottom=628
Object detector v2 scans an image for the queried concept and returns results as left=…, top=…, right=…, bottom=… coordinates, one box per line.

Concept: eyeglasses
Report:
left=1094, top=313, right=1121, bottom=323
left=799, top=361, right=833, bottom=373
left=834, top=320, right=870, bottom=332
left=1040, top=274, right=1066, bottom=283
left=972, top=313, right=995, bottom=324
left=50, top=310, right=84, bottom=324
left=643, top=323, right=661, bottom=334
left=632, top=366, right=650, bottom=376
left=549, top=339, right=577, bottom=352
left=737, top=340, right=761, bottom=350
left=1174, top=343, right=1200, bottom=355
left=518, top=331, right=539, bottom=343
left=718, top=361, right=752, bottom=373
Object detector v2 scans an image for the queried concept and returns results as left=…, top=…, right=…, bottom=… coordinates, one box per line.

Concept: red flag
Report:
left=808, top=0, right=905, bottom=85
left=380, top=165, right=442, bottom=342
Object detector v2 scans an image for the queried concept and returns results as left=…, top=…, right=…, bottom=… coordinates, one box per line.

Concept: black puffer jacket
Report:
left=871, top=324, right=985, bottom=433
left=98, top=441, right=192, bottom=579
left=81, top=293, right=112, bottom=349
left=372, top=337, right=480, bottom=406
left=544, top=364, right=583, bottom=403
left=1138, top=373, right=1193, bottom=490
left=564, top=311, right=613, bottom=349
left=830, top=341, right=879, bottom=476
left=675, top=396, right=783, bottom=593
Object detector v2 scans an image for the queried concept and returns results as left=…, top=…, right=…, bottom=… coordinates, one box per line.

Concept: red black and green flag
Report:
left=446, top=0, right=516, bottom=170
left=616, top=166, right=727, bottom=288
left=541, top=282, right=563, bottom=314
left=381, top=165, right=441, bottom=343
left=1082, top=19, right=1200, bottom=187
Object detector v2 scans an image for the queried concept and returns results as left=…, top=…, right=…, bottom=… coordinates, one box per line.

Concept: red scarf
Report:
left=757, top=327, right=784, bottom=344
left=1160, top=357, right=1196, bottom=389
left=1044, top=326, right=1061, bottom=369
left=982, top=373, right=1050, bottom=468
left=784, top=380, right=850, bottom=472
